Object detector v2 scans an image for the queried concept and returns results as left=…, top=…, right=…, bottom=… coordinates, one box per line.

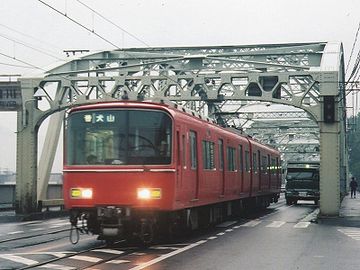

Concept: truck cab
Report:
left=285, top=161, right=320, bottom=205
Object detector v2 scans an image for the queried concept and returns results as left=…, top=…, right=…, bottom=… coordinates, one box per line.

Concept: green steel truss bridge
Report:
left=16, top=42, right=347, bottom=216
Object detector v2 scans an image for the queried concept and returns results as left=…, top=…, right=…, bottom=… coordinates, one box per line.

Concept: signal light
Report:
left=323, top=96, right=335, bottom=123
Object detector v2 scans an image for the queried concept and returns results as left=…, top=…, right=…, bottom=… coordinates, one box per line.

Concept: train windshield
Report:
left=65, top=109, right=172, bottom=165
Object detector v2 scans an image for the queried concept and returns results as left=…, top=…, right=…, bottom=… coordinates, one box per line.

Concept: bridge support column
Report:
left=319, top=122, right=340, bottom=216
left=15, top=81, right=39, bottom=214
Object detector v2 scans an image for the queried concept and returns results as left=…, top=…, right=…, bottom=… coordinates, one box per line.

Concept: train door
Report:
left=218, top=139, right=225, bottom=196
left=189, top=130, right=199, bottom=200
left=239, top=144, right=244, bottom=193
left=249, top=141, right=258, bottom=195
left=258, top=150, right=261, bottom=191
left=276, top=157, right=281, bottom=189
left=245, top=148, right=252, bottom=196
left=268, top=154, right=271, bottom=189
left=252, top=151, right=258, bottom=193
left=175, top=128, right=183, bottom=200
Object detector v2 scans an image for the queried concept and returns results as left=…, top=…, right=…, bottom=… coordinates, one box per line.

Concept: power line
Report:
left=347, top=52, right=360, bottom=82
left=0, top=23, right=63, bottom=52
left=346, top=22, right=360, bottom=74
left=0, top=32, right=64, bottom=61
left=0, top=62, right=37, bottom=69
left=75, top=0, right=150, bottom=47
left=353, top=53, right=360, bottom=81
left=0, top=51, right=46, bottom=71
left=37, top=0, right=121, bottom=50
left=347, top=27, right=360, bottom=84
left=36, top=1, right=182, bottom=87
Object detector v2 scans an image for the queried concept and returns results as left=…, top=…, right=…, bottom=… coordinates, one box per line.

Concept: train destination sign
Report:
left=0, top=81, right=22, bottom=111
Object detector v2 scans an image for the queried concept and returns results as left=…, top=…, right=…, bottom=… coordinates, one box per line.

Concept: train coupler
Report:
left=69, top=211, right=92, bottom=244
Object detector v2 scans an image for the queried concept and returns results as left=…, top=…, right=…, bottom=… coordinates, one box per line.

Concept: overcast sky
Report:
left=0, top=0, right=359, bottom=172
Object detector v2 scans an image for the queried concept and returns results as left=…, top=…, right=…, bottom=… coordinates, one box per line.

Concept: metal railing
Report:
left=0, top=184, right=63, bottom=211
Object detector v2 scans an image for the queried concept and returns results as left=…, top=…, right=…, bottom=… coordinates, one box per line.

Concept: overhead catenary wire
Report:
left=75, top=0, right=150, bottom=47
left=346, top=46, right=360, bottom=116
left=0, top=62, right=38, bottom=69
left=0, top=51, right=47, bottom=71
left=345, top=21, right=360, bottom=117
left=0, top=23, right=63, bottom=52
left=36, top=0, right=186, bottom=88
left=347, top=45, right=360, bottom=83
left=4, top=2, right=356, bottom=111
left=37, top=0, right=121, bottom=50
left=346, top=22, right=360, bottom=74
left=353, top=53, right=360, bottom=81
left=0, top=32, right=64, bottom=61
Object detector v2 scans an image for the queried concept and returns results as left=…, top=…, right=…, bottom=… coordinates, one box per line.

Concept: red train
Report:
left=63, top=101, right=281, bottom=243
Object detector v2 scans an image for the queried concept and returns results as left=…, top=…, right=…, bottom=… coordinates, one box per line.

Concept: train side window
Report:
left=190, top=131, right=197, bottom=169
left=218, top=139, right=224, bottom=170
left=202, top=140, right=215, bottom=170
left=253, top=153, right=257, bottom=173
left=245, top=150, right=250, bottom=172
left=238, top=145, right=243, bottom=172
left=227, top=146, right=236, bottom=171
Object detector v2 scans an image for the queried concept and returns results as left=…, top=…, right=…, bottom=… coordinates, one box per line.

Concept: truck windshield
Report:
left=65, top=109, right=172, bottom=165
left=287, top=169, right=319, bottom=180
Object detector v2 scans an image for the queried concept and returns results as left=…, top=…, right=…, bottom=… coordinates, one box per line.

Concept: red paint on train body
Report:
left=63, top=101, right=281, bottom=243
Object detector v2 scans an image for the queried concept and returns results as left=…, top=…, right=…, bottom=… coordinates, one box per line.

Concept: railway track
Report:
left=0, top=198, right=290, bottom=269
left=0, top=227, right=70, bottom=245
left=16, top=240, right=136, bottom=270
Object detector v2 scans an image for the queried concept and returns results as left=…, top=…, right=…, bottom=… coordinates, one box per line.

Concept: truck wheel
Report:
left=286, top=199, right=292, bottom=205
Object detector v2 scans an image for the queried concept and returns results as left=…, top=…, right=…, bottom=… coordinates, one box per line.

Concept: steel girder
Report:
left=16, top=42, right=347, bottom=215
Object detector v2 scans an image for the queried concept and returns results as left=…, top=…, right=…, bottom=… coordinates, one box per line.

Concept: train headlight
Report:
left=81, top=188, right=93, bottom=199
left=137, top=188, right=161, bottom=199
left=71, top=188, right=93, bottom=199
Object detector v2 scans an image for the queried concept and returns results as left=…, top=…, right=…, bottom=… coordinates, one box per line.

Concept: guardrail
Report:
left=37, top=199, right=64, bottom=211
left=0, top=184, right=63, bottom=211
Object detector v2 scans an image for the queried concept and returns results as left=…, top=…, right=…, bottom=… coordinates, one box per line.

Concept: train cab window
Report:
left=202, top=141, right=215, bottom=170
left=218, top=139, right=224, bottom=170
left=65, top=109, right=172, bottom=165
left=245, top=150, right=250, bottom=173
left=238, top=145, right=243, bottom=172
left=190, top=131, right=197, bottom=169
left=227, top=147, right=236, bottom=171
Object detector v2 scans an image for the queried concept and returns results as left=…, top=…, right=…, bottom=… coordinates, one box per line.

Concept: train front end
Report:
left=63, top=102, right=175, bottom=243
